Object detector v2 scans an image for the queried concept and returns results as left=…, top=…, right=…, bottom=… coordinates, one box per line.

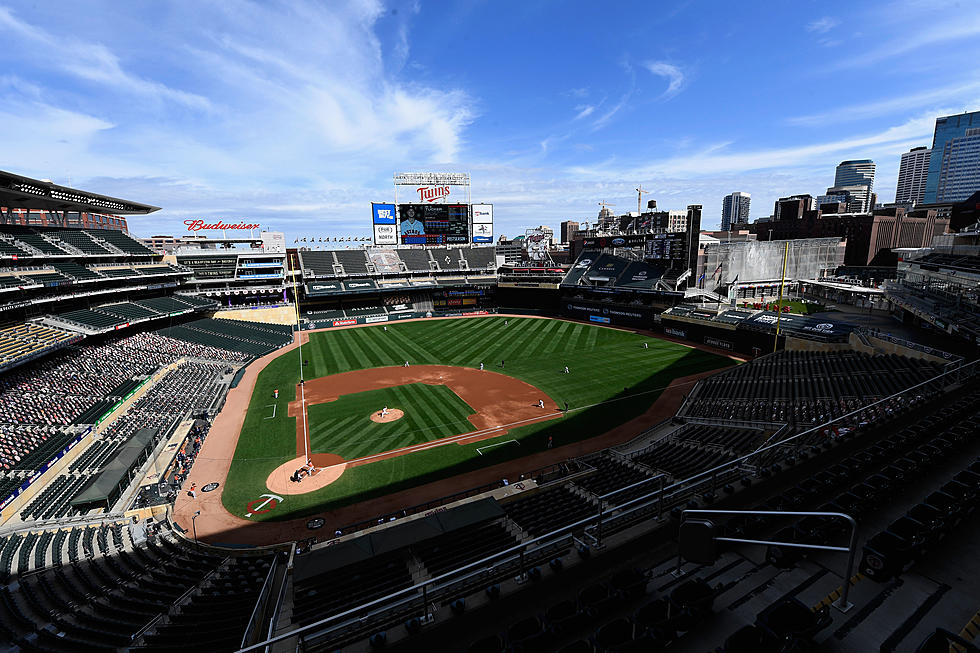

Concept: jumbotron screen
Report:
left=398, top=204, right=469, bottom=244
left=645, top=233, right=688, bottom=261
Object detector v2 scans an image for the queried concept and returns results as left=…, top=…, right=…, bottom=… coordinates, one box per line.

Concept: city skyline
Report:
left=1, top=1, right=980, bottom=239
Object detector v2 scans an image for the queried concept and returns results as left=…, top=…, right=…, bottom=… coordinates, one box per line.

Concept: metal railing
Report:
left=237, top=357, right=978, bottom=652
left=242, top=553, right=280, bottom=649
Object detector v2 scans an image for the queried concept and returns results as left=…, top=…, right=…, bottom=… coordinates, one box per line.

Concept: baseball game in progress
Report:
left=3, top=3, right=979, bottom=650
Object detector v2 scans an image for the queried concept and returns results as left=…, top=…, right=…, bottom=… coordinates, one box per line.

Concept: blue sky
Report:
left=1, top=0, right=979, bottom=240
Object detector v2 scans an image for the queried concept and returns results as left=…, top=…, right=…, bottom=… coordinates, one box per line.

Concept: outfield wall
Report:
left=302, top=309, right=494, bottom=331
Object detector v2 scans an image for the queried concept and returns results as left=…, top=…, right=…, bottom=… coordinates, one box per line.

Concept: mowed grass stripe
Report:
left=441, top=318, right=509, bottom=362
left=308, top=383, right=476, bottom=459
left=221, top=316, right=737, bottom=522
left=361, top=326, right=414, bottom=366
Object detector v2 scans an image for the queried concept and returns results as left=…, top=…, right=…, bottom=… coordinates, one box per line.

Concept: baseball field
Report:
left=220, top=316, right=734, bottom=521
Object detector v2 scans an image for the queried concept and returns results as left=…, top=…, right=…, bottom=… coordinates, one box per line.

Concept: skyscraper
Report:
left=923, top=110, right=980, bottom=204
left=560, top=220, right=579, bottom=243
left=721, top=192, right=751, bottom=231
left=833, top=160, right=876, bottom=212
left=895, top=147, right=932, bottom=205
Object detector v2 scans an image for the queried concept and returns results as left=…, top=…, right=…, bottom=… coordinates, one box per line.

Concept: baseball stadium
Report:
left=0, top=170, right=979, bottom=653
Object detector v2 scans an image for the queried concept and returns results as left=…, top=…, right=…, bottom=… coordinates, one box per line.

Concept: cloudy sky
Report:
left=1, top=0, right=979, bottom=240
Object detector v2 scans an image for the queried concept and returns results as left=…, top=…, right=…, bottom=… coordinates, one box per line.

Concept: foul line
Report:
left=265, top=404, right=277, bottom=419
left=476, top=439, right=518, bottom=455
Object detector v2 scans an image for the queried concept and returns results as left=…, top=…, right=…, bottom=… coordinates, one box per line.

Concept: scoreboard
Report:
left=645, top=233, right=687, bottom=261
left=398, top=204, right=469, bottom=244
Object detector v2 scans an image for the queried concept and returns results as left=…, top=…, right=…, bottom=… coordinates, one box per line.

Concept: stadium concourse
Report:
left=170, top=315, right=736, bottom=547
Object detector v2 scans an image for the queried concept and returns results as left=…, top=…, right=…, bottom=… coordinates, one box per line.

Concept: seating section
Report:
left=298, top=251, right=338, bottom=277
left=415, top=520, right=517, bottom=577
left=50, top=261, right=102, bottom=281
left=503, top=487, right=596, bottom=537
left=670, top=423, right=765, bottom=454
left=97, top=302, right=164, bottom=321
left=460, top=247, right=496, bottom=270
left=0, top=238, right=29, bottom=258
left=87, top=228, right=156, bottom=255
left=134, top=264, right=179, bottom=276
left=396, top=248, right=431, bottom=271
left=292, top=551, right=412, bottom=626
left=53, top=229, right=111, bottom=254
left=95, top=266, right=138, bottom=278
left=574, top=455, right=655, bottom=504
left=19, top=271, right=70, bottom=286
left=0, top=323, right=75, bottom=367
left=334, top=250, right=370, bottom=275
left=133, top=296, right=197, bottom=314
left=13, top=233, right=68, bottom=256
left=631, top=440, right=736, bottom=481
left=429, top=247, right=463, bottom=270
left=157, top=318, right=292, bottom=357
left=56, top=309, right=127, bottom=330
left=681, top=351, right=941, bottom=425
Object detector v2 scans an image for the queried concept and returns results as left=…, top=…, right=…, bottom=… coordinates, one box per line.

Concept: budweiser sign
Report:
left=184, top=219, right=261, bottom=231
left=416, top=185, right=451, bottom=203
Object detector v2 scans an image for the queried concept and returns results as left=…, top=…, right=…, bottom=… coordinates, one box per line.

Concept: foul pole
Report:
left=773, top=241, right=789, bottom=353
left=290, top=255, right=310, bottom=463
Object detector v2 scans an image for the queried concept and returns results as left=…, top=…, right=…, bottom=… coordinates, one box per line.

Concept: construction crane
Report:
left=635, top=185, right=649, bottom=215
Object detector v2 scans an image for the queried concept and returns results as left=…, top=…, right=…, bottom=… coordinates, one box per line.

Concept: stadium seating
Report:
left=0, top=237, right=29, bottom=258
left=299, top=251, right=338, bottom=277
left=57, top=309, right=128, bottom=330
left=97, top=303, right=164, bottom=321
left=158, top=318, right=291, bottom=357
left=460, top=247, right=496, bottom=270
left=94, top=266, right=139, bottom=278
left=0, top=323, right=75, bottom=367
left=87, top=228, right=156, bottom=255
left=334, top=250, right=370, bottom=275
left=680, top=350, right=941, bottom=425
left=13, top=233, right=69, bottom=256
left=397, top=248, right=433, bottom=272
left=52, top=229, right=112, bottom=254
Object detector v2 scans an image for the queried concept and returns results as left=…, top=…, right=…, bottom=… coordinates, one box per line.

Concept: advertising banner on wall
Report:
left=472, top=203, right=493, bottom=243
left=372, top=203, right=397, bottom=245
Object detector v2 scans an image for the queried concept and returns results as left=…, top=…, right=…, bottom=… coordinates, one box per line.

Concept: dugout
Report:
left=70, top=428, right=156, bottom=512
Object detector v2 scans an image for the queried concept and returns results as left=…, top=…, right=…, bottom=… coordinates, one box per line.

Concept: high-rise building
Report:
left=721, top=192, right=751, bottom=231
left=924, top=110, right=980, bottom=204
left=560, top=220, right=579, bottom=243
left=832, top=160, right=875, bottom=212
left=895, top=146, right=931, bottom=205
left=773, top=194, right=815, bottom=221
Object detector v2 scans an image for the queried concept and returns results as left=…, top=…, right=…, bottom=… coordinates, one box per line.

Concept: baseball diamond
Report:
left=214, top=316, right=734, bottom=523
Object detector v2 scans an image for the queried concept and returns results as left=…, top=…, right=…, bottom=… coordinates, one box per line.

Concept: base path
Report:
left=288, top=365, right=561, bottom=473
left=172, top=314, right=742, bottom=547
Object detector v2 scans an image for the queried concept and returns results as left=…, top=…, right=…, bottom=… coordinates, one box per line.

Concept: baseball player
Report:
left=404, top=361, right=410, bottom=367
left=643, top=342, right=648, bottom=349
left=479, top=362, right=484, bottom=371
left=381, top=406, right=389, bottom=418
left=383, top=326, right=388, bottom=332
left=563, top=366, right=569, bottom=374
left=273, top=389, right=279, bottom=399
left=538, top=399, right=545, bottom=408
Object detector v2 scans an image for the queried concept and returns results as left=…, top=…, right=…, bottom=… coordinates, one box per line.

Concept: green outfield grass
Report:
left=221, top=316, right=735, bottom=521
left=307, top=384, right=476, bottom=460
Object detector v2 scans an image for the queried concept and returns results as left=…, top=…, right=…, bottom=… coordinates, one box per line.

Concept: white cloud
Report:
left=574, top=105, right=595, bottom=120
left=829, top=12, right=980, bottom=68
left=806, top=16, right=839, bottom=33
left=643, top=61, right=685, bottom=99
left=788, top=79, right=980, bottom=126
left=0, top=6, right=212, bottom=111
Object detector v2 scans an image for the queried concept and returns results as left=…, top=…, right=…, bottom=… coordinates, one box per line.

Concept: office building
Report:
left=822, top=185, right=870, bottom=213
left=924, top=110, right=980, bottom=203
left=774, top=195, right=815, bottom=221
left=560, top=220, right=579, bottom=243
left=721, top=192, right=751, bottom=231
left=895, top=146, right=932, bottom=205
left=832, top=160, right=876, bottom=212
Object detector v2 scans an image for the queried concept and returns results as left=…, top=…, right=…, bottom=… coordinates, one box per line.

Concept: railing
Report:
left=242, top=554, right=280, bottom=649
left=0, top=510, right=129, bottom=538
left=237, top=357, right=978, bottom=652
left=856, top=327, right=963, bottom=362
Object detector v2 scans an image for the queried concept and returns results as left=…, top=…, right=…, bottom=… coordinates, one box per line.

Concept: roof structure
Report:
left=0, top=169, right=160, bottom=217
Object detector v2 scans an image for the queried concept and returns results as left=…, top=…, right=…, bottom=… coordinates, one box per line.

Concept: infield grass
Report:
left=307, top=384, right=476, bottom=459
left=221, top=316, right=735, bottom=521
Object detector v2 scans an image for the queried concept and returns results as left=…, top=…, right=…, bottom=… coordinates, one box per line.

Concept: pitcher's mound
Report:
left=266, top=454, right=347, bottom=495
left=370, top=408, right=404, bottom=423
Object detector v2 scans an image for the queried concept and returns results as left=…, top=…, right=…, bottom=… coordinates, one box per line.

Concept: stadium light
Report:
left=192, top=510, right=201, bottom=544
